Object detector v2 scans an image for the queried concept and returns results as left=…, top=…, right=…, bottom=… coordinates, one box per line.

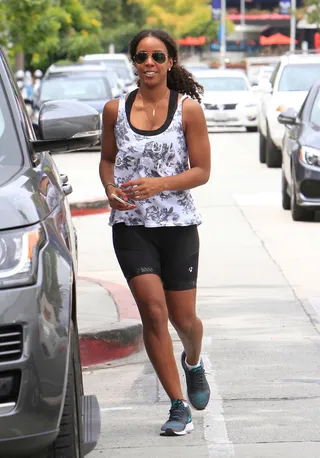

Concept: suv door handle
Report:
left=62, top=183, right=73, bottom=196
left=60, top=174, right=69, bottom=184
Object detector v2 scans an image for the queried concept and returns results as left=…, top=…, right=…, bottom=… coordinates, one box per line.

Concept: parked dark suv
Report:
left=0, top=49, right=100, bottom=456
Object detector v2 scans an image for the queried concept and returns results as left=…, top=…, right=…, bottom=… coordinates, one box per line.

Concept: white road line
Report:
left=203, top=355, right=235, bottom=458
left=101, top=407, right=133, bottom=412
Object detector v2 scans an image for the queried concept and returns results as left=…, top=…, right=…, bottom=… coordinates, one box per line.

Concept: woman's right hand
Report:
left=106, top=185, right=136, bottom=211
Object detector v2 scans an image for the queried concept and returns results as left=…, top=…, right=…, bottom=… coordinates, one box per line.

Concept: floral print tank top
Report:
left=109, top=89, right=202, bottom=227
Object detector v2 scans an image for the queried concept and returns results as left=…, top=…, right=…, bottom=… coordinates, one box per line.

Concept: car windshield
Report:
left=86, top=60, right=130, bottom=80
left=198, top=77, right=249, bottom=92
left=0, top=80, right=23, bottom=183
left=40, top=76, right=111, bottom=101
left=278, top=64, right=320, bottom=91
left=310, top=90, right=320, bottom=126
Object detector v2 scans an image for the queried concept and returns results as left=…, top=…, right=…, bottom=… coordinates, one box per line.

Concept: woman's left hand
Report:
left=121, top=177, right=165, bottom=200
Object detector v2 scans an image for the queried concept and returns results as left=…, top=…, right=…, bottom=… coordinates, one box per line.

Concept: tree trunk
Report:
left=14, top=52, right=24, bottom=72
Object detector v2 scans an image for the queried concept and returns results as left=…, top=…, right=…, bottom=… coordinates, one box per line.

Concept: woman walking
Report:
left=100, top=28, right=211, bottom=436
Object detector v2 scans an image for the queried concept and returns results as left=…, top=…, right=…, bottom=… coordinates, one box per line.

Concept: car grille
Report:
left=204, top=103, right=237, bottom=110
left=0, top=326, right=23, bottom=363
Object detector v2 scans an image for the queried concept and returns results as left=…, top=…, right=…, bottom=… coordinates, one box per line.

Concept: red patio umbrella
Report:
left=178, top=36, right=206, bottom=46
left=260, top=33, right=297, bottom=46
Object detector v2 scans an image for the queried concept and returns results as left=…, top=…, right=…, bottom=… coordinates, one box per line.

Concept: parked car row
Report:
left=31, top=53, right=137, bottom=135
left=256, top=51, right=320, bottom=222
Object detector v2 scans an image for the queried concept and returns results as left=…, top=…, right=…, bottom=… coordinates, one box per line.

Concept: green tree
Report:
left=304, top=0, right=320, bottom=29
left=84, top=0, right=147, bottom=52
left=0, top=0, right=102, bottom=71
left=138, top=0, right=233, bottom=42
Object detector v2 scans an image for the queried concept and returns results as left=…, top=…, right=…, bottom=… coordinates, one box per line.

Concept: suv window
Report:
left=270, top=62, right=280, bottom=88
left=310, top=89, right=320, bottom=126
left=278, top=64, right=320, bottom=91
left=0, top=78, right=23, bottom=170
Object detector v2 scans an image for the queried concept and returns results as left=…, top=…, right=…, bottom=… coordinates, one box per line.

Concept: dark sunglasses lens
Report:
left=152, top=52, right=166, bottom=64
left=135, top=52, right=148, bottom=64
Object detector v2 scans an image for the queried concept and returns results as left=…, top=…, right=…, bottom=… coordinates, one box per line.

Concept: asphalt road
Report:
left=70, top=129, right=320, bottom=457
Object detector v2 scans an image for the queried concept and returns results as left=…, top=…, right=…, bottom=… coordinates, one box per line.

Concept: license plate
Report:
left=213, top=113, right=228, bottom=122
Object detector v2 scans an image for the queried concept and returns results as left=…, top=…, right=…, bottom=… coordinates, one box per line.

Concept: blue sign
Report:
left=279, top=0, right=291, bottom=14
left=212, top=0, right=221, bottom=20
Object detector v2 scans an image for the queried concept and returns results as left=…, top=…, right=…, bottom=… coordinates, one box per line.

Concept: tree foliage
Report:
left=138, top=0, right=228, bottom=41
left=304, top=0, right=320, bottom=29
left=1, top=0, right=102, bottom=70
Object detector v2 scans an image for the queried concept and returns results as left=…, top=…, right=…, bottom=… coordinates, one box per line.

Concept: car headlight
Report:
left=300, top=146, right=320, bottom=167
left=0, top=225, right=46, bottom=289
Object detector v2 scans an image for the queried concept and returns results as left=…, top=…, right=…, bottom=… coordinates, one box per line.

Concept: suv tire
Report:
left=259, top=131, right=266, bottom=163
left=35, top=323, right=84, bottom=458
left=266, top=125, right=281, bottom=168
left=281, top=170, right=290, bottom=210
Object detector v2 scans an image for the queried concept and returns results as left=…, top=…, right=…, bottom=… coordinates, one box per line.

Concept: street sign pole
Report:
left=241, top=0, right=245, bottom=47
left=290, top=0, right=296, bottom=52
left=220, top=0, right=226, bottom=68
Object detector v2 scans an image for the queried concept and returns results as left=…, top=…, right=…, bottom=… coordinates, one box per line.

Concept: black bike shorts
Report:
left=112, top=223, right=199, bottom=291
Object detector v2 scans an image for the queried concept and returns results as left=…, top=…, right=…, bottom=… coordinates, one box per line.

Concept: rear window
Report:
left=278, top=64, right=320, bottom=91
left=198, top=76, right=249, bottom=92
left=0, top=77, right=23, bottom=173
left=40, top=76, right=112, bottom=102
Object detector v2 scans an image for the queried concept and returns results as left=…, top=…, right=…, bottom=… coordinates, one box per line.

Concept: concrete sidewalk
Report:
left=53, top=151, right=110, bottom=216
left=77, top=276, right=143, bottom=367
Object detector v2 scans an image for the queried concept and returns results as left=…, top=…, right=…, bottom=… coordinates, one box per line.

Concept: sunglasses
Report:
left=134, top=51, right=167, bottom=65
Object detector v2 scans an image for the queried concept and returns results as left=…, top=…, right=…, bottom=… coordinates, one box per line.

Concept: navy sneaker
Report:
left=181, top=351, right=210, bottom=410
left=160, top=400, right=194, bottom=436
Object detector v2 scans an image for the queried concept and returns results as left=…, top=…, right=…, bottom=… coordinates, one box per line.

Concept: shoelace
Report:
left=168, top=402, right=186, bottom=421
left=189, top=366, right=206, bottom=391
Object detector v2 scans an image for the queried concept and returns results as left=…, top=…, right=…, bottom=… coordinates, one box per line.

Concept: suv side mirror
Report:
left=278, top=108, right=299, bottom=126
left=31, top=100, right=101, bottom=153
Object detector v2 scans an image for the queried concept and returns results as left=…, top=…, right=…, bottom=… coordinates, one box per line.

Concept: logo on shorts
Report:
left=189, top=267, right=193, bottom=272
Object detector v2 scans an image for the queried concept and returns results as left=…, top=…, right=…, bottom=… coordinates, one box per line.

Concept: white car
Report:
left=82, top=53, right=136, bottom=92
left=258, top=53, right=320, bottom=168
left=195, top=69, right=258, bottom=131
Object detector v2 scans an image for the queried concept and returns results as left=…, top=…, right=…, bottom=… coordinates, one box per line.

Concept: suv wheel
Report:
left=281, top=170, right=290, bottom=210
left=259, top=131, right=266, bottom=163
left=266, top=125, right=281, bottom=168
left=290, top=174, right=314, bottom=222
left=35, top=323, right=84, bottom=458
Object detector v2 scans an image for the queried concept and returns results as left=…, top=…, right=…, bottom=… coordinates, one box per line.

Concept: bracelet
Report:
left=105, top=182, right=117, bottom=190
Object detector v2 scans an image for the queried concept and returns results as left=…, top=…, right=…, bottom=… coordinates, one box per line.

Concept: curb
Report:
left=70, top=197, right=110, bottom=217
left=78, top=276, right=143, bottom=367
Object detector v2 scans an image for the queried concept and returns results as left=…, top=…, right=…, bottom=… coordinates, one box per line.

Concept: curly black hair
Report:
left=129, top=29, right=204, bottom=104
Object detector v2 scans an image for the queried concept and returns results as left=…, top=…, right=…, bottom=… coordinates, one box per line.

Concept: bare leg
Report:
left=166, top=289, right=203, bottom=366
left=129, top=274, right=184, bottom=401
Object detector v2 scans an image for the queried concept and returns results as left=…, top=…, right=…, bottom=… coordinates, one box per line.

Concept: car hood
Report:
left=0, top=167, right=53, bottom=231
left=301, top=125, right=320, bottom=150
left=203, top=91, right=257, bottom=105
left=271, top=91, right=308, bottom=111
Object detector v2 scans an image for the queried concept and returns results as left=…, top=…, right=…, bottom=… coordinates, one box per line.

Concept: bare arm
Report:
left=100, top=99, right=118, bottom=188
left=100, top=100, right=136, bottom=210
left=162, top=98, right=211, bottom=191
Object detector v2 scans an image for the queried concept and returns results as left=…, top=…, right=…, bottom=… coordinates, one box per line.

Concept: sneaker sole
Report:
left=160, top=421, right=194, bottom=436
